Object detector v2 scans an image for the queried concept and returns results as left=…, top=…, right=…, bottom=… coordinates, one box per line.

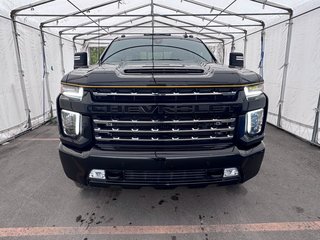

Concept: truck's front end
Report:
left=57, top=35, right=268, bottom=188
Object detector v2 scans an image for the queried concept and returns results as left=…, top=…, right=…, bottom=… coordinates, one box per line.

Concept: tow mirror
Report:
left=229, top=52, right=244, bottom=68
left=74, top=52, right=88, bottom=69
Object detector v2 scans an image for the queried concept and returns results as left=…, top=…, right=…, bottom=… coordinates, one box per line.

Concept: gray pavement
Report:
left=0, top=123, right=319, bottom=240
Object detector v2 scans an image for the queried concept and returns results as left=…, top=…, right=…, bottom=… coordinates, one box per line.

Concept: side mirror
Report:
left=74, top=52, right=88, bottom=69
left=229, top=52, right=244, bottom=68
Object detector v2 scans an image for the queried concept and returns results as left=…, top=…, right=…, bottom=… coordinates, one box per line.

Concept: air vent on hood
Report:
left=124, top=68, right=204, bottom=74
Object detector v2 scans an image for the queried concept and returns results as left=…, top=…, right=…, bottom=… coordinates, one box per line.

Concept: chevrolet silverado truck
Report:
left=57, top=34, right=268, bottom=188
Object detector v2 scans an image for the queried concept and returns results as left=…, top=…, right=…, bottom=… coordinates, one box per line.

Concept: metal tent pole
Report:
left=52, top=24, right=261, bottom=29
left=154, top=3, right=247, bottom=35
left=311, top=92, right=320, bottom=145
left=154, top=20, right=225, bottom=42
left=40, top=0, right=121, bottom=26
left=243, top=30, right=248, bottom=68
left=222, top=42, right=225, bottom=64
left=277, top=14, right=293, bottom=127
left=10, top=0, right=56, bottom=127
left=196, top=0, right=237, bottom=51
left=72, top=16, right=147, bottom=40
left=249, top=0, right=292, bottom=79
left=40, top=27, right=53, bottom=119
left=72, top=37, right=77, bottom=53
left=83, top=20, right=153, bottom=42
left=11, top=0, right=55, bottom=16
left=248, top=0, right=294, bottom=127
left=63, top=31, right=244, bottom=36
left=198, top=0, right=237, bottom=34
left=160, top=16, right=234, bottom=42
left=82, top=19, right=225, bottom=43
left=17, top=13, right=289, bottom=17
left=151, top=0, right=154, bottom=35
left=250, top=0, right=292, bottom=13
left=59, top=32, right=66, bottom=77
left=182, top=0, right=265, bottom=25
left=10, top=15, right=32, bottom=128
left=59, top=4, right=150, bottom=34
left=231, top=38, right=235, bottom=52
left=259, top=26, right=265, bottom=77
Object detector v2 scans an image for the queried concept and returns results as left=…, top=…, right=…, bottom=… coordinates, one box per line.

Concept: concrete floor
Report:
left=0, top=123, right=319, bottom=240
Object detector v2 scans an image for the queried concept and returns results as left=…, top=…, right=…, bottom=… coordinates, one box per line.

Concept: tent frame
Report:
left=12, top=0, right=312, bottom=142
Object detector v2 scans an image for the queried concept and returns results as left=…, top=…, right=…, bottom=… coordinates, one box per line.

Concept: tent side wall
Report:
left=0, top=16, right=27, bottom=142
left=0, top=16, right=75, bottom=143
left=223, top=4, right=320, bottom=144
left=281, top=6, right=320, bottom=142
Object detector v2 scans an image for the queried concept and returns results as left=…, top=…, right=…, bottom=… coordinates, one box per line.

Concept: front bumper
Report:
left=59, top=142, right=265, bottom=187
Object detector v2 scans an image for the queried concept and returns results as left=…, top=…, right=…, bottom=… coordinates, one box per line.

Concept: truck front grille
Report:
left=90, top=87, right=241, bottom=147
left=93, top=118, right=235, bottom=142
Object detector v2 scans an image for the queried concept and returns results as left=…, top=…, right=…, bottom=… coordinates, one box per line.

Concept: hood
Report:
left=63, top=60, right=263, bottom=87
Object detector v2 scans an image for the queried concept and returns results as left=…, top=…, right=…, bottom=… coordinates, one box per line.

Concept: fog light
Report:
left=223, top=168, right=239, bottom=178
left=89, top=169, right=106, bottom=180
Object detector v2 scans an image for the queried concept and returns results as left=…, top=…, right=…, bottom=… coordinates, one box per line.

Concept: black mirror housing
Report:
left=229, top=52, right=244, bottom=68
left=74, top=52, right=88, bottom=69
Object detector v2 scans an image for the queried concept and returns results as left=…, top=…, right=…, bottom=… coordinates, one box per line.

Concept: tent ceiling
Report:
left=5, top=0, right=309, bottom=45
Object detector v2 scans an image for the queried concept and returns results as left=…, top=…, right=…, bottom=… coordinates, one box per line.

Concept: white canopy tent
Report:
left=0, top=0, right=319, bottom=145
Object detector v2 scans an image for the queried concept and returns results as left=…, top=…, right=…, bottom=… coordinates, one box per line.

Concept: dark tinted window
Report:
left=102, top=38, right=214, bottom=63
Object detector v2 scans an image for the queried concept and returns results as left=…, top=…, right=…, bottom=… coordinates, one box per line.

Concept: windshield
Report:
left=101, top=38, right=215, bottom=63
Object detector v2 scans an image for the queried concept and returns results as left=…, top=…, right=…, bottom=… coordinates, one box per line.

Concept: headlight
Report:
left=61, top=84, right=83, bottom=100
left=61, top=110, right=82, bottom=137
left=246, top=108, right=264, bottom=136
left=244, top=84, right=263, bottom=99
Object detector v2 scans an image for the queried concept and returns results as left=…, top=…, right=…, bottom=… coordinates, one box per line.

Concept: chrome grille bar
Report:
left=92, top=91, right=237, bottom=97
left=95, top=135, right=233, bottom=142
left=93, top=118, right=236, bottom=124
left=94, top=127, right=234, bottom=133
left=92, top=86, right=238, bottom=145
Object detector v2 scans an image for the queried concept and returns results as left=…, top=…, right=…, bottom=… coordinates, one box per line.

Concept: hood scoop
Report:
left=123, top=67, right=204, bottom=75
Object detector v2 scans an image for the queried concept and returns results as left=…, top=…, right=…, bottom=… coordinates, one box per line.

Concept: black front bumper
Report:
left=59, top=142, right=265, bottom=187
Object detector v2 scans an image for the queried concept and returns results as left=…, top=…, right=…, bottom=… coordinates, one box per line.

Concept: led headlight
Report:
left=246, top=108, right=264, bottom=136
left=61, top=84, right=83, bottom=100
left=244, top=84, right=263, bottom=99
left=61, top=110, right=82, bottom=137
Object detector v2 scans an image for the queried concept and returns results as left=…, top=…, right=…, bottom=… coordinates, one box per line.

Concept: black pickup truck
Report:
left=57, top=34, right=268, bottom=188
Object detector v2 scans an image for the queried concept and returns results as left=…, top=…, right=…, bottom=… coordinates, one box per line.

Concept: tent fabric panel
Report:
left=281, top=6, right=320, bottom=141
left=262, top=21, right=287, bottom=125
left=0, top=16, right=28, bottom=142
left=244, top=32, right=261, bottom=74
left=63, top=39, right=76, bottom=74
left=17, top=22, right=48, bottom=125
left=44, top=32, right=64, bottom=115
left=234, top=38, right=244, bottom=55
